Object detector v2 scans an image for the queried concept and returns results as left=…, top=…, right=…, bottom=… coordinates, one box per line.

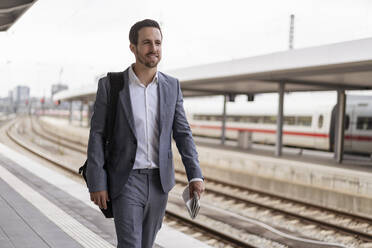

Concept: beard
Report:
left=135, top=48, right=160, bottom=68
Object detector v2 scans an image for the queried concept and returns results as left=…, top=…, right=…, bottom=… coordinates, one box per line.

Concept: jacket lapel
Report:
left=119, top=69, right=169, bottom=139
left=158, top=72, right=169, bottom=136
left=119, top=69, right=137, bottom=139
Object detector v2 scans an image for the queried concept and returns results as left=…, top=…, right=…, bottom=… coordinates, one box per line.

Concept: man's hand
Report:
left=189, top=181, right=205, bottom=199
left=90, top=190, right=110, bottom=210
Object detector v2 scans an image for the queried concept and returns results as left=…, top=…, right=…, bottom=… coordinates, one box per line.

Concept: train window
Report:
left=252, top=116, right=260, bottom=123
left=284, top=116, right=295, bottom=125
left=356, top=116, right=372, bottom=130
left=239, top=116, right=247, bottom=123
left=241, top=116, right=250, bottom=122
left=344, top=115, right=350, bottom=130
left=296, top=116, right=312, bottom=126
left=226, top=116, right=234, bottom=122
left=193, top=114, right=201, bottom=120
left=318, top=115, right=323, bottom=128
left=263, top=116, right=276, bottom=124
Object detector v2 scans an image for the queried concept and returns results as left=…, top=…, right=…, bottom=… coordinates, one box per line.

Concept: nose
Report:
left=150, top=42, right=157, bottom=52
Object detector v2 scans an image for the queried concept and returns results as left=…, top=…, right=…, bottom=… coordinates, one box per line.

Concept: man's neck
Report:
left=132, top=63, right=157, bottom=86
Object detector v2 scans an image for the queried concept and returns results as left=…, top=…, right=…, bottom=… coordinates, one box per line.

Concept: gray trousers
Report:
left=112, top=169, right=168, bottom=248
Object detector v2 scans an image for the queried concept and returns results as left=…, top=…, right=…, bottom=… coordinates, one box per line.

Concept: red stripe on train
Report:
left=190, top=124, right=329, bottom=137
left=344, top=135, right=372, bottom=141
left=190, top=124, right=372, bottom=141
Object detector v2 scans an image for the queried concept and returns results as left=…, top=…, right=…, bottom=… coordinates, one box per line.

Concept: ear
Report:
left=129, top=43, right=136, bottom=54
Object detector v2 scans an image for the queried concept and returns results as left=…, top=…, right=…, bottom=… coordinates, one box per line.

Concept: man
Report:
left=86, top=19, right=205, bottom=248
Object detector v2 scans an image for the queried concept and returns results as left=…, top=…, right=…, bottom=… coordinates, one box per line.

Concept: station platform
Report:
left=0, top=142, right=211, bottom=248
left=37, top=116, right=372, bottom=219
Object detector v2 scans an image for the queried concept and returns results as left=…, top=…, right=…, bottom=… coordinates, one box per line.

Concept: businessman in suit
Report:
left=86, top=19, right=205, bottom=248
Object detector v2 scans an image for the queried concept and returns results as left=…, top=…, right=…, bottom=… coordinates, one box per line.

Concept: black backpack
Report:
left=78, top=72, right=124, bottom=218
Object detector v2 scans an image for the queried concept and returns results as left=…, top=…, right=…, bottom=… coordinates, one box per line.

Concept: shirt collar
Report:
left=129, top=64, right=158, bottom=86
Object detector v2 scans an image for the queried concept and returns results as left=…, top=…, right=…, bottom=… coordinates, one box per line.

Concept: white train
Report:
left=185, top=94, right=372, bottom=155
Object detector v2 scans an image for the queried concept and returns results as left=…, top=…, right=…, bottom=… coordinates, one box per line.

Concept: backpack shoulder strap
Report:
left=105, top=72, right=125, bottom=148
left=79, top=72, right=124, bottom=177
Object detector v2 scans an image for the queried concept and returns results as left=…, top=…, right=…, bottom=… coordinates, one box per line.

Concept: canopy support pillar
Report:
left=275, top=83, right=285, bottom=156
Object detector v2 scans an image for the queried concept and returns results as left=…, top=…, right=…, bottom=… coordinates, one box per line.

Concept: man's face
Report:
left=130, top=27, right=162, bottom=68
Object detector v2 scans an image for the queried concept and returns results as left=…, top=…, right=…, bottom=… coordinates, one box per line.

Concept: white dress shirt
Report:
left=128, top=65, right=202, bottom=183
left=129, top=65, right=159, bottom=169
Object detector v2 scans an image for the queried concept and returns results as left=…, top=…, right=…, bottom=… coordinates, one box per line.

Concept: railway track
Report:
left=7, top=117, right=258, bottom=248
left=5, top=116, right=372, bottom=247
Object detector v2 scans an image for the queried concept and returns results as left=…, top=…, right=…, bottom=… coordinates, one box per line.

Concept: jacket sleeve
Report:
left=86, top=77, right=109, bottom=193
left=172, top=79, right=204, bottom=181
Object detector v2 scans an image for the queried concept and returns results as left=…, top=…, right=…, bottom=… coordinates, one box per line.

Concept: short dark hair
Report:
left=129, top=19, right=162, bottom=45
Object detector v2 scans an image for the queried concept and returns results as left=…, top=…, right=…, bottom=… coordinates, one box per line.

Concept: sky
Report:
left=1, top=0, right=372, bottom=98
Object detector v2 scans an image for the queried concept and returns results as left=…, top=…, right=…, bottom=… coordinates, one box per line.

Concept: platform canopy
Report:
left=168, top=38, right=372, bottom=97
left=54, top=37, right=372, bottom=101
left=0, top=0, right=37, bottom=31
left=53, top=86, right=96, bottom=102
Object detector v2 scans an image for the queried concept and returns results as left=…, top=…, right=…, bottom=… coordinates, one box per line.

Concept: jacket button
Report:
left=130, top=158, right=135, bottom=163
left=133, top=140, right=137, bottom=145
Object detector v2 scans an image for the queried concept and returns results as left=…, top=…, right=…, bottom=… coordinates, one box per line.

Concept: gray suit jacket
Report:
left=86, top=68, right=203, bottom=200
